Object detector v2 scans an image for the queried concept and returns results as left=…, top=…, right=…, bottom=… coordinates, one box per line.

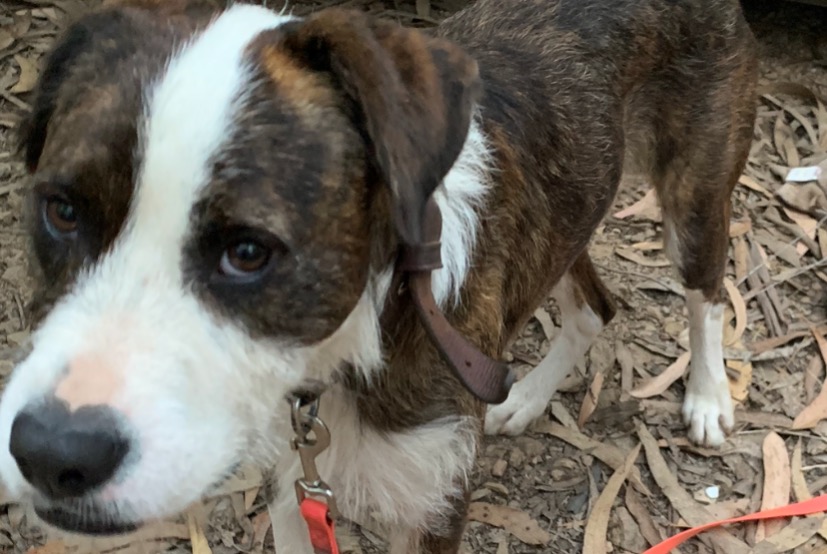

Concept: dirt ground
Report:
left=1, top=0, right=827, bottom=553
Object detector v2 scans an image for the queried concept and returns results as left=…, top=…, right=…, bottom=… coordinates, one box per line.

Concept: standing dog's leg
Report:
left=649, top=51, right=757, bottom=447
left=485, top=253, right=616, bottom=436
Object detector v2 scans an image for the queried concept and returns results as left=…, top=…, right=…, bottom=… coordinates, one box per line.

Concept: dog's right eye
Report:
left=219, top=240, right=273, bottom=277
left=43, top=196, right=79, bottom=237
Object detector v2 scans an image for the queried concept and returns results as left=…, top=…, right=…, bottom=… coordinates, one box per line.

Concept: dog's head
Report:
left=0, top=0, right=480, bottom=534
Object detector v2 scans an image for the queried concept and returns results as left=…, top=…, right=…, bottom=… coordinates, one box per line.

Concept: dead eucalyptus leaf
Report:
left=753, top=516, right=826, bottom=554
left=733, top=236, right=749, bottom=282
left=631, top=240, right=663, bottom=251
left=783, top=207, right=820, bottom=256
left=777, top=181, right=827, bottom=216
left=729, top=218, right=752, bottom=238
left=723, top=278, right=747, bottom=347
left=468, top=502, right=550, bottom=545
left=806, top=354, right=825, bottom=404
left=818, top=100, right=827, bottom=151
left=792, top=328, right=827, bottom=430
left=578, top=371, right=604, bottom=428
left=638, top=425, right=750, bottom=554
left=624, top=487, right=662, bottom=547
left=615, top=247, right=671, bottom=268
left=613, top=189, right=661, bottom=221
left=10, top=54, right=39, bottom=94
left=792, top=440, right=812, bottom=503
left=774, top=115, right=800, bottom=167
left=738, top=174, right=772, bottom=197
left=755, top=432, right=791, bottom=542
left=0, top=29, right=14, bottom=51
left=535, top=420, right=650, bottom=495
left=583, top=444, right=642, bottom=554
left=188, top=513, right=213, bottom=554
left=630, top=351, right=690, bottom=399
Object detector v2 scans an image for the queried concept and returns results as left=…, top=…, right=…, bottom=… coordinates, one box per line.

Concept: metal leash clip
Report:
left=290, top=394, right=339, bottom=519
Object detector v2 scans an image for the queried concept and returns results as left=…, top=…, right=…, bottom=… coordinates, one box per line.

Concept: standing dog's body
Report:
left=0, top=0, right=756, bottom=552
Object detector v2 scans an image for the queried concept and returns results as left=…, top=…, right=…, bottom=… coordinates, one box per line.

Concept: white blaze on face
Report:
left=0, top=5, right=300, bottom=521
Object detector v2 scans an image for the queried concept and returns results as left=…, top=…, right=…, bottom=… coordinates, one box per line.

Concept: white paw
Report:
left=484, top=380, right=550, bottom=436
left=682, top=379, right=734, bottom=448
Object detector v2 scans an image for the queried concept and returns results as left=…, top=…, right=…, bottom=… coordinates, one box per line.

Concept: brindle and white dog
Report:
left=0, top=0, right=756, bottom=551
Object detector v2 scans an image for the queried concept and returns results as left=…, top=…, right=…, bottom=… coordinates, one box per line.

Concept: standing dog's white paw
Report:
left=484, top=379, right=549, bottom=436
left=682, top=375, right=734, bottom=448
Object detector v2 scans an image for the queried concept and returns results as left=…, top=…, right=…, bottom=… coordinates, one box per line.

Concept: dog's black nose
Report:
left=9, top=400, right=129, bottom=499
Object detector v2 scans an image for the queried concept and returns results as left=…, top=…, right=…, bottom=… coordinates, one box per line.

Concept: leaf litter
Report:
left=0, top=1, right=825, bottom=554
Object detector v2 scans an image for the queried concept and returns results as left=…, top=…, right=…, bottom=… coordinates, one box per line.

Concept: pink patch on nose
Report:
left=55, top=352, right=124, bottom=412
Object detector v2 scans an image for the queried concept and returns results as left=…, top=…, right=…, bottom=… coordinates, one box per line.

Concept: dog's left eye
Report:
left=219, top=240, right=272, bottom=277
left=43, top=196, right=79, bottom=236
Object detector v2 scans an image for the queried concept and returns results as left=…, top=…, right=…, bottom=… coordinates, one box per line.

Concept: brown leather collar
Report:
left=390, top=196, right=515, bottom=404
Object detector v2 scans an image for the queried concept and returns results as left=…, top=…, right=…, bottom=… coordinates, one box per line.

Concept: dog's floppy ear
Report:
left=282, top=12, right=514, bottom=404
left=280, top=9, right=482, bottom=246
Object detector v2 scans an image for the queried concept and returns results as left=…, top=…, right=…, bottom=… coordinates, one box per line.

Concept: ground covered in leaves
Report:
left=1, top=0, right=827, bottom=553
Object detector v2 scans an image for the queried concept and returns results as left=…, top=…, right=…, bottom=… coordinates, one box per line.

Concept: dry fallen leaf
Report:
left=777, top=181, right=827, bottom=215
left=632, top=240, right=663, bottom=251
left=739, top=174, right=773, bottom=198
left=468, top=502, right=550, bottom=545
left=11, top=13, right=32, bottom=39
left=613, top=188, right=661, bottom=221
left=723, top=278, right=747, bottom=346
left=578, top=371, right=604, bottom=428
left=818, top=100, right=827, bottom=151
left=624, top=487, right=662, bottom=547
left=783, top=208, right=819, bottom=256
left=638, top=424, right=750, bottom=554
left=733, top=236, right=749, bottom=283
left=0, top=29, right=14, bottom=51
left=251, top=511, right=272, bottom=550
left=582, top=444, right=641, bottom=554
left=792, top=440, right=812, bottom=503
left=755, top=432, right=791, bottom=542
left=10, top=54, right=39, bottom=94
left=188, top=513, right=214, bottom=554
left=726, top=358, right=752, bottom=403
left=536, top=420, right=650, bottom=495
left=792, top=328, right=827, bottom=430
left=750, top=325, right=827, bottom=355
left=805, top=354, right=825, bottom=404
left=729, top=218, right=752, bottom=238
left=753, top=516, right=826, bottom=554
left=705, top=498, right=750, bottom=521
left=629, top=351, right=690, bottom=399
left=615, top=247, right=671, bottom=268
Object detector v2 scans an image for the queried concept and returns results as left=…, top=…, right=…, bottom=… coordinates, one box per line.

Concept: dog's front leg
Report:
left=268, top=489, right=316, bottom=554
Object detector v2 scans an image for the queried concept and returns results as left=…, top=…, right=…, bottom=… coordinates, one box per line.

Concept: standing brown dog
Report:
left=0, top=0, right=756, bottom=551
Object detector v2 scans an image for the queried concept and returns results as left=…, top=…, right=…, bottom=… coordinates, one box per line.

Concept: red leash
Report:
left=643, top=494, right=827, bottom=553
left=300, top=497, right=340, bottom=554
